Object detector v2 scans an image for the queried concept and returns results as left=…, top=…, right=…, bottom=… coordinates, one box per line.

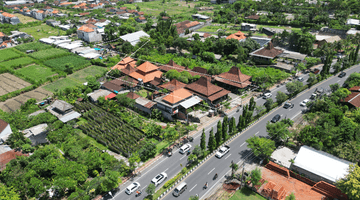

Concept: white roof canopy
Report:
left=180, top=96, right=202, bottom=109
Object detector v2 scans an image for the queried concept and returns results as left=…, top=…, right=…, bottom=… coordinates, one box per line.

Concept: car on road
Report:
left=125, top=182, right=140, bottom=195
left=298, top=77, right=304, bottom=82
left=338, top=72, right=346, bottom=78
left=271, top=114, right=281, bottom=123
left=215, top=145, right=230, bottom=158
left=283, top=102, right=294, bottom=109
left=179, top=144, right=192, bottom=154
left=263, top=93, right=272, bottom=99
left=300, top=99, right=310, bottom=107
left=151, top=172, right=167, bottom=186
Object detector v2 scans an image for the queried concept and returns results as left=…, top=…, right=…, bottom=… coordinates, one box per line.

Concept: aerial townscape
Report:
left=1, top=0, right=360, bottom=199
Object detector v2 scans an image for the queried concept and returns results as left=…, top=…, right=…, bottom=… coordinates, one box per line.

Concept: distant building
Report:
left=191, top=14, right=210, bottom=20
left=0, top=12, right=21, bottom=25
left=174, top=20, right=202, bottom=36
left=314, top=35, right=342, bottom=48
left=0, top=119, right=12, bottom=143
left=119, top=30, right=150, bottom=46
left=46, top=100, right=81, bottom=123
left=77, top=24, right=102, bottom=43
left=87, top=89, right=112, bottom=102
left=346, top=19, right=360, bottom=26
left=241, top=23, right=256, bottom=31
left=226, top=31, right=246, bottom=42
left=214, top=66, right=252, bottom=92
left=249, top=42, right=284, bottom=64
left=341, top=86, right=360, bottom=108
left=250, top=36, right=271, bottom=47
left=136, top=16, right=146, bottom=23
left=22, top=124, right=49, bottom=146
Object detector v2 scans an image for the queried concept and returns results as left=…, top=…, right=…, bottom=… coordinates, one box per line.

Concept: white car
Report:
left=179, top=144, right=192, bottom=154
left=125, top=182, right=140, bottom=195
left=151, top=172, right=168, bottom=186
left=300, top=99, right=310, bottom=107
left=298, top=77, right=304, bottom=82
left=215, top=145, right=230, bottom=158
left=263, top=93, right=272, bottom=99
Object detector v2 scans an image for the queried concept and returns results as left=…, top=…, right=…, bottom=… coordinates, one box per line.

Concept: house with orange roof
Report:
left=72, top=4, right=80, bottom=9
left=174, top=20, right=202, bottom=36
left=214, top=66, right=252, bottom=92
left=77, top=23, right=102, bottom=43
left=0, top=12, right=20, bottom=25
left=226, top=31, right=246, bottom=42
left=34, top=9, right=45, bottom=20
left=59, top=2, right=74, bottom=7
left=154, top=88, right=203, bottom=121
left=129, top=61, right=163, bottom=84
left=0, top=32, right=7, bottom=43
left=136, top=16, right=146, bottom=23
left=111, top=57, right=137, bottom=71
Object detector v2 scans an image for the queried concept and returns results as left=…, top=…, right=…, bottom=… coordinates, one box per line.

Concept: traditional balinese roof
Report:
left=102, top=79, right=124, bottom=92
left=192, top=67, right=207, bottom=75
left=86, top=18, right=97, bottom=24
left=78, top=24, right=94, bottom=32
left=126, top=91, right=140, bottom=100
left=342, top=91, right=360, bottom=107
left=136, top=61, right=159, bottom=73
left=215, top=66, right=252, bottom=89
left=118, top=76, right=139, bottom=86
left=112, top=57, right=137, bottom=71
left=137, top=11, right=144, bottom=15
left=158, top=60, right=186, bottom=72
left=129, top=70, right=163, bottom=83
left=160, top=79, right=187, bottom=91
left=162, top=88, right=192, bottom=104
left=226, top=31, right=246, bottom=41
left=51, top=100, right=73, bottom=112
left=250, top=42, right=283, bottom=59
left=121, top=64, right=137, bottom=75
left=174, top=20, right=200, bottom=34
left=186, top=77, right=223, bottom=97
left=149, top=77, right=162, bottom=86
left=349, top=86, right=360, bottom=92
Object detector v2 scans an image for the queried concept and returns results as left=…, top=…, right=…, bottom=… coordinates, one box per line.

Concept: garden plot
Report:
left=16, top=65, right=56, bottom=82
left=0, top=57, right=34, bottom=69
left=15, top=41, right=52, bottom=52
left=0, top=87, right=52, bottom=112
left=29, top=48, right=69, bottom=60
left=43, top=55, right=91, bottom=72
left=0, top=73, right=32, bottom=96
left=0, top=49, right=21, bottom=62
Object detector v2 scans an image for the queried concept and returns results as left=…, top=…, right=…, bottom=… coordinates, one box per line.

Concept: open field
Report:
left=16, top=65, right=56, bottom=82
left=0, top=49, right=21, bottom=62
left=29, top=48, right=69, bottom=60
left=13, top=13, right=38, bottom=24
left=0, top=73, right=32, bottom=96
left=229, top=187, right=266, bottom=200
left=15, top=41, right=52, bottom=52
left=43, top=55, right=91, bottom=71
left=0, top=57, right=34, bottom=69
left=43, top=65, right=107, bottom=92
left=197, top=25, right=268, bottom=37
left=0, top=87, right=52, bottom=112
left=257, top=25, right=301, bottom=32
left=19, top=24, right=66, bottom=40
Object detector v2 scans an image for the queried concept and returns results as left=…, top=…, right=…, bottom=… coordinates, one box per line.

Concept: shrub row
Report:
left=0, top=85, right=37, bottom=102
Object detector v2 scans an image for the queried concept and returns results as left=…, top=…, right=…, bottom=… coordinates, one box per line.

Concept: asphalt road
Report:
left=160, top=65, right=360, bottom=200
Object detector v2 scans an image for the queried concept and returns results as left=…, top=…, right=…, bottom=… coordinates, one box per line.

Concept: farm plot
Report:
left=16, top=65, right=56, bottom=82
left=43, top=55, right=91, bottom=72
left=15, top=41, right=52, bottom=52
left=0, top=87, right=52, bottom=112
left=13, top=13, right=38, bottom=24
left=0, top=73, right=32, bottom=96
left=29, top=48, right=69, bottom=60
left=0, top=49, right=21, bottom=62
left=0, top=57, right=34, bottom=69
left=19, top=24, right=66, bottom=40
left=75, top=102, right=145, bottom=158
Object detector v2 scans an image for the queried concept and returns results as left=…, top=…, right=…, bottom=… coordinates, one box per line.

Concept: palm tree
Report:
left=230, top=161, right=239, bottom=178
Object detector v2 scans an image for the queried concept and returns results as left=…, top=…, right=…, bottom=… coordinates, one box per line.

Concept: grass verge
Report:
left=229, top=187, right=266, bottom=200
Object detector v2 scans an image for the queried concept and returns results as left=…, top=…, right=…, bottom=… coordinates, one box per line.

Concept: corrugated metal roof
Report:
left=119, top=30, right=150, bottom=46
left=179, top=96, right=202, bottom=109
left=59, top=111, right=81, bottom=123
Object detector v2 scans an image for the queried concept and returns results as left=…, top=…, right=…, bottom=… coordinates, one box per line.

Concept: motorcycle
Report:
left=135, top=190, right=142, bottom=197
left=213, top=174, right=218, bottom=180
left=187, top=150, right=191, bottom=156
left=203, top=183, right=208, bottom=190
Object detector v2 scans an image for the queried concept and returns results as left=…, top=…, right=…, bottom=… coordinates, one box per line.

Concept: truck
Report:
left=310, top=88, right=324, bottom=100
left=215, top=145, right=230, bottom=158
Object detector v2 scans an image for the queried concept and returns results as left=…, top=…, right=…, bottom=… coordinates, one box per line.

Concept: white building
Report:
left=346, top=19, right=360, bottom=26
left=0, top=119, right=12, bottom=143
left=120, top=30, right=150, bottom=46
left=77, top=24, right=102, bottom=43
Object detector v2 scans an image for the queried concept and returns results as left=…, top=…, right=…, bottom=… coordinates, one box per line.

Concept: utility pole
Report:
left=240, top=163, right=245, bottom=189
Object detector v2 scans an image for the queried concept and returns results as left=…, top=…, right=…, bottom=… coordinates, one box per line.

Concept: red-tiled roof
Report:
left=0, top=150, right=29, bottom=171
left=186, top=77, right=223, bottom=97
left=121, top=64, right=137, bottom=75
left=160, top=79, right=187, bottom=91
left=162, top=88, right=192, bottom=104
left=226, top=31, right=246, bottom=40
left=86, top=18, right=97, bottom=24
left=126, top=91, right=140, bottom=100
left=118, top=76, right=139, bottom=86
left=184, top=21, right=200, bottom=28
left=342, top=91, right=360, bottom=107
left=78, top=25, right=94, bottom=32
left=52, top=10, right=59, bottom=14
left=149, top=77, right=162, bottom=86
left=144, top=101, right=156, bottom=109
left=138, top=17, right=146, bottom=20
left=349, top=86, right=360, bottom=92
left=102, top=79, right=123, bottom=92
left=119, top=7, right=127, bottom=10
left=215, top=66, right=252, bottom=88
left=116, top=11, right=126, bottom=15
left=192, top=67, right=207, bottom=74
left=0, top=32, right=5, bottom=37
left=137, top=11, right=144, bottom=15
left=112, top=57, right=137, bottom=70
left=207, top=89, right=231, bottom=102
left=105, top=93, right=117, bottom=100
left=2, top=12, right=16, bottom=17
left=158, top=60, right=186, bottom=72
left=253, top=42, right=283, bottom=59
left=0, top=119, right=9, bottom=133
left=174, top=20, right=200, bottom=34
left=129, top=70, right=163, bottom=83
left=203, top=33, right=211, bottom=38
left=245, top=15, right=260, bottom=20
left=136, top=61, right=159, bottom=73
left=79, top=12, right=90, bottom=16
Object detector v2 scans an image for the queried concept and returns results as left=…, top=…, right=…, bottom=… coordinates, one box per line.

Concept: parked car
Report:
left=300, top=99, right=310, bottom=107
left=263, top=93, right=272, bottom=99
left=298, top=77, right=304, bottom=82
left=125, top=182, right=140, bottom=195
left=338, top=72, right=346, bottom=78
left=283, top=102, right=294, bottom=109
left=179, top=144, right=192, bottom=154
left=151, top=172, right=167, bottom=186
left=271, top=114, right=281, bottom=123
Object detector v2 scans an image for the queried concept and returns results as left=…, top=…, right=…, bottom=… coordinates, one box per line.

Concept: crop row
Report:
left=15, top=41, right=52, bottom=52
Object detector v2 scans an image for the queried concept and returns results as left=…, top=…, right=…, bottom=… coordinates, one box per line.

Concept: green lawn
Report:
left=0, top=57, right=34, bottom=69
left=0, top=49, right=21, bottom=62
left=258, top=25, right=301, bottom=32
left=29, top=48, right=69, bottom=60
left=19, top=24, right=66, bottom=40
left=43, top=65, right=108, bottom=92
left=136, top=89, right=148, bottom=98
left=16, top=64, right=56, bottom=81
left=229, top=187, right=266, bottom=200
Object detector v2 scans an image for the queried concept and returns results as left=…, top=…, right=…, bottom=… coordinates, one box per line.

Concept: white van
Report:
left=179, top=144, right=191, bottom=154
left=173, top=182, right=187, bottom=197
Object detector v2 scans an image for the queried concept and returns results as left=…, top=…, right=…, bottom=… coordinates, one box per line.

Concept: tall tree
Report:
left=230, top=161, right=239, bottom=178
left=237, top=115, right=245, bottom=131
left=229, top=117, right=237, bottom=135
left=216, top=120, right=222, bottom=147
left=337, top=164, right=360, bottom=200
left=250, top=167, right=262, bottom=189
left=276, top=91, right=288, bottom=104
left=249, top=97, right=256, bottom=111
left=265, top=98, right=274, bottom=111
left=285, top=192, right=296, bottom=200
left=146, top=183, right=156, bottom=196
left=222, top=116, right=229, bottom=141
left=266, top=119, right=294, bottom=142
left=200, top=129, right=206, bottom=151
left=208, top=128, right=216, bottom=152
left=246, top=136, right=276, bottom=159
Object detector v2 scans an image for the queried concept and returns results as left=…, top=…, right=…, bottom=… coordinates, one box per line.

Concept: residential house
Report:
left=8, top=31, right=31, bottom=40
left=119, top=30, right=150, bottom=46
left=0, top=32, right=9, bottom=44
left=129, top=61, right=163, bottom=84
left=245, top=14, right=260, bottom=20
left=59, top=2, right=74, bottom=7
left=43, top=5, right=53, bottom=12
left=262, top=27, right=291, bottom=36
left=105, top=93, right=117, bottom=100
left=249, top=42, right=284, bottom=64
left=46, top=19, right=60, bottom=26
left=102, top=76, right=139, bottom=93
left=87, top=89, right=112, bottom=103
left=134, top=11, right=144, bottom=16
left=174, top=20, right=202, bottom=36
left=126, top=91, right=140, bottom=100
left=0, top=12, right=21, bottom=25
left=341, top=86, right=360, bottom=108
left=77, top=24, right=102, bottom=43
left=159, top=79, right=187, bottom=92
left=121, top=64, right=137, bottom=77
left=314, top=35, right=342, bottom=48
left=214, top=66, right=252, bottom=92
left=136, top=16, right=146, bottom=23
left=226, top=31, right=246, bottom=42
left=250, top=36, right=271, bottom=47
left=111, top=56, right=137, bottom=71
left=149, top=77, right=163, bottom=89
left=346, top=19, right=360, bottom=26
left=0, top=119, right=12, bottom=143
left=118, top=7, right=127, bottom=11
left=46, top=100, right=81, bottom=123
left=86, top=18, right=97, bottom=24
left=185, top=77, right=230, bottom=106
left=241, top=23, right=256, bottom=31
left=0, top=150, right=29, bottom=171
left=22, top=123, right=49, bottom=146
left=155, top=88, right=202, bottom=121
left=34, top=10, right=44, bottom=20
left=135, top=97, right=156, bottom=114
left=291, top=145, right=352, bottom=184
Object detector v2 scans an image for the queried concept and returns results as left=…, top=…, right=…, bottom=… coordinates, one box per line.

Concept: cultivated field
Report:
left=43, top=65, right=107, bottom=92
left=0, top=88, right=52, bottom=112
left=0, top=73, right=32, bottom=96
left=0, top=57, right=34, bottom=69
left=16, top=65, right=56, bottom=82
left=13, top=13, right=38, bottom=24
left=19, top=24, right=66, bottom=40
left=29, top=48, right=69, bottom=60
left=43, top=55, right=91, bottom=71
left=15, top=41, right=52, bottom=52
left=0, top=49, right=21, bottom=62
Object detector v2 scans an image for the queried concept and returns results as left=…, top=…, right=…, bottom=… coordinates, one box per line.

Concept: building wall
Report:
left=0, top=124, right=12, bottom=141
left=80, top=31, right=102, bottom=43
left=135, top=104, right=152, bottom=114
left=291, top=165, right=333, bottom=184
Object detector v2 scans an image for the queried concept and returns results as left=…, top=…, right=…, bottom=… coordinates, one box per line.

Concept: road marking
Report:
left=164, top=168, right=169, bottom=172
left=208, top=168, right=215, bottom=175
left=280, top=114, right=283, bottom=117
left=189, top=184, right=197, bottom=192
left=255, top=131, right=259, bottom=135
left=291, top=111, right=302, bottom=120
left=180, top=155, right=187, bottom=160
left=337, top=80, right=341, bottom=82
left=225, top=154, right=231, bottom=160
left=240, top=142, right=246, bottom=147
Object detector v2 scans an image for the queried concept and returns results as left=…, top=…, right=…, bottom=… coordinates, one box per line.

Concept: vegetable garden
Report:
left=75, top=102, right=145, bottom=157
left=43, top=55, right=91, bottom=72
left=0, top=49, right=21, bottom=62
left=0, top=57, right=34, bottom=69
left=29, top=48, right=69, bottom=60
left=15, top=41, right=52, bottom=52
